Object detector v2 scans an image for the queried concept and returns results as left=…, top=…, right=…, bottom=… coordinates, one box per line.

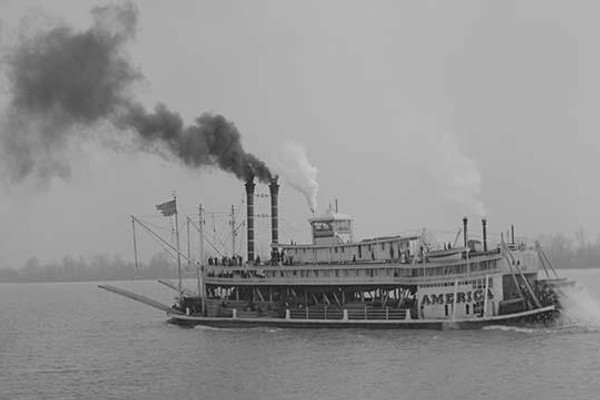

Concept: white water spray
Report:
left=272, top=141, right=318, bottom=212
left=558, top=284, right=600, bottom=327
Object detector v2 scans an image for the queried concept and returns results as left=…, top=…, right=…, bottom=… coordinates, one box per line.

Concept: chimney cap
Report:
left=245, top=176, right=255, bottom=190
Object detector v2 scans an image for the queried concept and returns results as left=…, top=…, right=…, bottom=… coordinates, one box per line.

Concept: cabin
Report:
left=273, top=207, right=419, bottom=265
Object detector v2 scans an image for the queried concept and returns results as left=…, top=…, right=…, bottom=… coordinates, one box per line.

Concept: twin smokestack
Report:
left=463, top=217, right=488, bottom=252
left=245, top=176, right=279, bottom=262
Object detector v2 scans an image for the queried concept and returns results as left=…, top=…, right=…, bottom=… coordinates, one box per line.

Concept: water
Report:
left=2, top=271, right=600, bottom=400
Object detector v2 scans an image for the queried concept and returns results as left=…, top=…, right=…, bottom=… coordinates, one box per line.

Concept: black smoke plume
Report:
left=0, top=2, right=272, bottom=184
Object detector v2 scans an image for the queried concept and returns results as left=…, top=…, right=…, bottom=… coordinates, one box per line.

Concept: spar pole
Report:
left=174, top=194, right=182, bottom=298
left=131, top=216, right=139, bottom=271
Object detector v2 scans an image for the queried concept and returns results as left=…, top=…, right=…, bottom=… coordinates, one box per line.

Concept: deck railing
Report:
left=204, top=255, right=504, bottom=286
left=287, top=306, right=408, bottom=320
left=204, top=268, right=501, bottom=287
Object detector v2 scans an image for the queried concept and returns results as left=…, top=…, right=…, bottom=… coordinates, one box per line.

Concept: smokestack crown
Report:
left=269, top=176, right=279, bottom=193
left=245, top=176, right=256, bottom=191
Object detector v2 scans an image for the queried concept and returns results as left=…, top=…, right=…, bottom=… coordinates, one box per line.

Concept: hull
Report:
left=167, top=305, right=556, bottom=330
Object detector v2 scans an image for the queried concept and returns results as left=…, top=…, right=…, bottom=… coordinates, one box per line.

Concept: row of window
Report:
left=293, top=242, right=404, bottom=255
left=421, top=277, right=494, bottom=289
left=256, top=262, right=498, bottom=280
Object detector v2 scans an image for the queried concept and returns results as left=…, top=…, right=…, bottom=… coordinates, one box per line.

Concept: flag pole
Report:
left=174, top=194, right=183, bottom=298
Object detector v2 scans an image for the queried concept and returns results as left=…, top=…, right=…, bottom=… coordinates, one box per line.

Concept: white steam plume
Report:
left=272, top=141, right=318, bottom=212
left=425, top=132, right=486, bottom=217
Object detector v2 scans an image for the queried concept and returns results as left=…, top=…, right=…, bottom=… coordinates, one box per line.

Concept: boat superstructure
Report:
left=100, top=177, right=569, bottom=329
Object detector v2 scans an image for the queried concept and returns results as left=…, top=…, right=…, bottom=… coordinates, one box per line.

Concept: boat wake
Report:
left=482, top=325, right=537, bottom=334
left=558, top=284, right=600, bottom=328
left=193, top=325, right=236, bottom=332
left=482, top=284, right=600, bottom=335
left=192, top=325, right=283, bottom=334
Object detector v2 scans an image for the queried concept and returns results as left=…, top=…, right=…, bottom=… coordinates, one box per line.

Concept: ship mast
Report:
left=173, top=194, right=183, bottom=298
left=198, top=203, right=206, bottom=315
left=131, top=216, right=139, bottom=271
left=231, top=205, right=236, bottom=257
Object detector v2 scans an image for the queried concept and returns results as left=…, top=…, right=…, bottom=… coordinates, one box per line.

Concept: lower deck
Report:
left=168, top=305, right=557, bottom=330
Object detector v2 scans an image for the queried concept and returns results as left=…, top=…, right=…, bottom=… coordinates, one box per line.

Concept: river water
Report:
left=1, top=269, right=600, bottom=400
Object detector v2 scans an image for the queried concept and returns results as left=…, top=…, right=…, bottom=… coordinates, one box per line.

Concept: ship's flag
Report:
left=156, top=199, right=177, bottom=217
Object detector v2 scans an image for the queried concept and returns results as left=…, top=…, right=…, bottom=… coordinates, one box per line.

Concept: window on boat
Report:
left=341, top=247, right=345, bottom=253
left=314, top=270, right=319, bottom=278
left=466, top=304, right=470, bottom=315
left=358, top=245, right=362, bottom=258
left=335, top=247, right=338, bottom=253
left=300, top=270, right=304, bottom=277
left=445, top=305, right=449, bottom=316
left=335, top=269, right=339, bottom=277
left=344, top=269, right=349, bottom=277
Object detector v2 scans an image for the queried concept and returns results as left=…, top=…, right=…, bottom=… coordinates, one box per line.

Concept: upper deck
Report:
left=203, top=251, right=528, bottom=287
left=274, top=234, right=420, bottom=265
left=205, top=202, right=541, bottom=288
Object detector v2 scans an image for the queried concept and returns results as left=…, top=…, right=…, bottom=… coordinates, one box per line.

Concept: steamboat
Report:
left=100, top=177, right=573, bottom=330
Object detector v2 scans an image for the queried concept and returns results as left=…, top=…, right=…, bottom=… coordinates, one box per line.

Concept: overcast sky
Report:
left=1, top=0, right=599, bottom=268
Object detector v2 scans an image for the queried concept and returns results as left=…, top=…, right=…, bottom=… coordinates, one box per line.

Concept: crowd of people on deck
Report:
left=207, top=255, right=244, bottom=267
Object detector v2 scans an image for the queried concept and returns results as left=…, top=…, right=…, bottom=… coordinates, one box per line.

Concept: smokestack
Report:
left=482, top=218, right=488, bottom=252
left=269, top=177, right=279, bottom=245
left=245, top=177, right=256, bottom=262
left=463, top=217, right=468, bottom=248
left=511, top=224, right=515, bottom=245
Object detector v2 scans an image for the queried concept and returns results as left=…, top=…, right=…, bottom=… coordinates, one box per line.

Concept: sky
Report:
left=1, top=0, right=599, bottom=269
